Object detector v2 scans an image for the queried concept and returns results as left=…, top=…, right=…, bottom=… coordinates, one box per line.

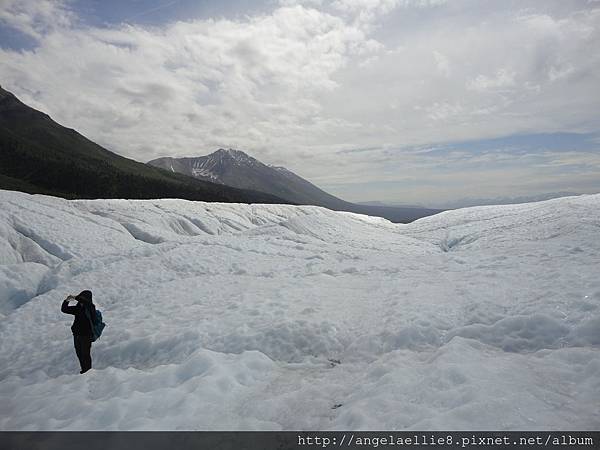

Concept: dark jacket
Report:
left=61, top=300, right=96, bottom=336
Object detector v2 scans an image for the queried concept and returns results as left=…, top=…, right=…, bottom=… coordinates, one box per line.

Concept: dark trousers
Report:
left=74, top=335, right=92, bottom=372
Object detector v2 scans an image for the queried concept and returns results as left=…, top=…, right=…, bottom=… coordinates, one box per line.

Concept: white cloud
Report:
left=0, top=4, right=380, bottom=162
left=314, top=5, right=600, bottom=158
left=284, top=0, right=444, bottom=28
left=0, top=0, right=598, bottom=203
left=0, top=0, right=74, bottom=39
left=420, top=102, right=464, bottom=121
left=432, top=50, right=450, bottom=76
left=467, top=69, right=516, bottom=92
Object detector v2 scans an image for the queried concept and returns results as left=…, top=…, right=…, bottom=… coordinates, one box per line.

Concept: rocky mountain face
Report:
left=0, top=87, right=287, bottom=205
left=149, top=149, right=442, bottom=223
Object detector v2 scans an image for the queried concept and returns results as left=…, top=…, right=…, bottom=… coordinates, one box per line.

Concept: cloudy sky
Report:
left=1, top=0, right=599, bottom=207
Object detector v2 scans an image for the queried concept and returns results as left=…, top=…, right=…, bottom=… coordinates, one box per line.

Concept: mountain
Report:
left=0, top=86, right=287, bottom=204
left=149, top=149, right=351, bottom=207
left=357, top=200, right=427, bottom=208
left=149, top=149, right=442, bottom=223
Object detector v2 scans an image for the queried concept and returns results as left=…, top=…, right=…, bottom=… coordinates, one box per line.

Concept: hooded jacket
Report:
left=61, top=291, right=96, bottom=337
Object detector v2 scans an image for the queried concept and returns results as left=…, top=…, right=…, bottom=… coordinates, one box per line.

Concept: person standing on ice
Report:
left=61, top=290, right=96, bottom=374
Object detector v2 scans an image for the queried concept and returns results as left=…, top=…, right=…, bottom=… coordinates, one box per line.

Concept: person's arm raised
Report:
left=61, top=295, right=78, bottom=314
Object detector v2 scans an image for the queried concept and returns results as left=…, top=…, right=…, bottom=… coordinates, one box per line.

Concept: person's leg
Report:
left=73, top=335, right=84, bottom=371
left=80, top=337, right=92, bottom=373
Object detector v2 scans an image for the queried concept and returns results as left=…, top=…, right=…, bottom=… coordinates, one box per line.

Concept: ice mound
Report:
left=569, top=316, right=600, bottom=346
left=447, top=313, right=570, bottom=352
left=207, top=320, right=347, bottom=363
left=331, top=338, right=600, bottom=430
left=347, top=325, right=442, bottom=356
left=0, top=190, right=599, bottom=430
left=0, top=349, right=278, bottom=430
left=0, top=263, right=48, bottom=314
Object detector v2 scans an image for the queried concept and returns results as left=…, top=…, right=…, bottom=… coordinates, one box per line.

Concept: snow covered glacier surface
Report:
left=0, top=189, right=599, bottom=430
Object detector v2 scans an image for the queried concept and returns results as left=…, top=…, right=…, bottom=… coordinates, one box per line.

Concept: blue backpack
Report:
left=85, top=306, right=106, bottom=342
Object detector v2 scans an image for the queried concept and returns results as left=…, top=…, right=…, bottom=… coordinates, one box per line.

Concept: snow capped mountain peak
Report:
left=150, top=148, right=280, bottom=187
left=184, top=148, right=264, bottom=181
left=152, top=148, right=291, bottom=187
left=268, top=164, right=292, bottom=173
left=147, top=150, right=440, bottom=222
left=212, top=148, right=258, bottom=165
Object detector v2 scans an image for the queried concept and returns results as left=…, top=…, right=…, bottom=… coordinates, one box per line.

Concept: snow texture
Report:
left=0, top=189, right=599, bottom=430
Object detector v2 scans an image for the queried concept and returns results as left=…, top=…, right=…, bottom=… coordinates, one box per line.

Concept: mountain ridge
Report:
left=0, top=86, right=288, bottom=205
left=149, top=149, right=442, bottom=223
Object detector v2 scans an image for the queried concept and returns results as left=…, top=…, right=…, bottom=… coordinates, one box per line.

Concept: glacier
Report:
left=0, top=189, right=599, bottom=430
